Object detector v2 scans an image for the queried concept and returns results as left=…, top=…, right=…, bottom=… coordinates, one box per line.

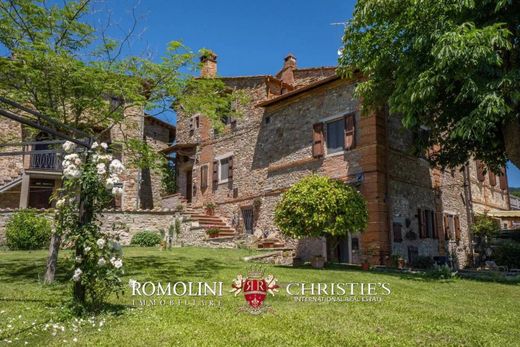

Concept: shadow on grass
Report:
left=125, top=255, right=225, bottom=281
left=0, top=258, right=73, bottom=284
left=277, top=262, right=520, bottom=285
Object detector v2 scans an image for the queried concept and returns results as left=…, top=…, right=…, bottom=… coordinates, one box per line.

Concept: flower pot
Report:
left=205, top=208, right=214, bottom=216
left=311, top=256, right=325, bottom=269
left=361, top=262, right=370, bottom=271
left=208, top=233, right=219, bottom=239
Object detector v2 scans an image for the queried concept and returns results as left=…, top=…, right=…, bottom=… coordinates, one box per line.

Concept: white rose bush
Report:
left=56, top=141, right=125, bottom=313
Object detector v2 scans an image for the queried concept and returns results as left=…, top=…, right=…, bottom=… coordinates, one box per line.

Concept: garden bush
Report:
left=494, top=241, right=520, bottom=269
left=412, top=256, right=435, bottom=269
left=130, top=231, right=162, bottom=247
left=5, top=209, right=52, bottom=250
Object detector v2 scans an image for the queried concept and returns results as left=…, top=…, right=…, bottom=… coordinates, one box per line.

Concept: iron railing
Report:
left=30, top=152, right=62, bottom=171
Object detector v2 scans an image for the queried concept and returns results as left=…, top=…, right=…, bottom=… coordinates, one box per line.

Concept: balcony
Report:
left=28, top=152, right=62, bottom=171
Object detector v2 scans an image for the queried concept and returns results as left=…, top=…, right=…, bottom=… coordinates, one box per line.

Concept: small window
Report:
left=326, top=119, right=344, bottom=154
left=219, top=157, right=230, bottom=183
left=265, top=116, right=271, bottom=124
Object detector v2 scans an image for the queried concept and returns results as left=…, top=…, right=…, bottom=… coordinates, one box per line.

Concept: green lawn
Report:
left=0, top=247, right=519, bottom=346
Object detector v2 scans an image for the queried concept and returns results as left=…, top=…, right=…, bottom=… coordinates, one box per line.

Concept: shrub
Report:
left=206, top=227, right=221, bottom=236
left=412, top=256, right=434, bottom=269
left=5, top=209, right=52, bottom=250
left=494, top=241, right=520, bottom=268
left=275, top=175, right=368, bottom=239
left=130, top=231, right=162, bottom=247
left=426, top=264, right=455, bottom=279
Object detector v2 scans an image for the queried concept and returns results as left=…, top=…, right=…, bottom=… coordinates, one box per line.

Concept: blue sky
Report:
left=88, top=0, right=520, bottom=187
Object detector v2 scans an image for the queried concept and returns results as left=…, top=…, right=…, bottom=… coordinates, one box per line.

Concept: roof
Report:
left=486, top=210, right=520, bottom=219
left=257, top=75, right=340, bottom=107
left=160, top=143, right=197, bottom=155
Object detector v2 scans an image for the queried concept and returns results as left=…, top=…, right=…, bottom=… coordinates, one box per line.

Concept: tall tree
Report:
left=339, top=0, right=520, bottom=172
left=0, top=0, right=238, bottom=283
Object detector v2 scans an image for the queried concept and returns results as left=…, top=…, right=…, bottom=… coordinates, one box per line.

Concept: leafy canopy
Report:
left=274, top=175, right=368, bottom=238
left=0, top=0, right=241, bottom=145
left=339, top=0, right=520, bottom=172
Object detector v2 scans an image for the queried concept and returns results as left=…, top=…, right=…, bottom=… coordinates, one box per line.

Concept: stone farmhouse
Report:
left=0, top=107, right=175, bottom=212
left=167, top=53, right=512, bottom=268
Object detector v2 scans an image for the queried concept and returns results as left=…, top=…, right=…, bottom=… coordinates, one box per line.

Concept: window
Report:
left=418, top=208, right=437, bottom=239
left=326, top=119, right=344, bottom=154
left=443, top=213, right=461, bottom=242
left=213, top=155, right=233, bottom=186
left=219, top=157, right=230, bottom=183
left=265, top=116, right=271, bottom=124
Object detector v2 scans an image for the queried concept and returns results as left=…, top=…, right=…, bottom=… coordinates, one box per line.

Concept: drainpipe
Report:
left=463, top=163, right=475, bottom=265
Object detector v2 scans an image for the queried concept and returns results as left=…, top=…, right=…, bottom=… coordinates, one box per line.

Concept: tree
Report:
left=0, top=0, right=240, bottom=287
left=338, top=0, right=520, bottom=172
left=274, top=175, right=368, bottom=243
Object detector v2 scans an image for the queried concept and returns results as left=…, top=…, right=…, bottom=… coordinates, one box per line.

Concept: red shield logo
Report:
left=231, top=269, right=279, bottom=314
left=243, top=278, right=267, bottom=309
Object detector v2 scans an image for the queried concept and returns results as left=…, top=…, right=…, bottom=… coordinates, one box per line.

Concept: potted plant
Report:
left=205, top=202, right=216, bottom=216
left=206, top=227, right=220, bottom=238
left=361, top=246, right=378, bottom=271
left=311, top=255, right=326, bottom=269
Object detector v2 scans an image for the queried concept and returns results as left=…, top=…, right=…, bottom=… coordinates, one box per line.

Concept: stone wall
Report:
left=0, top=209, right=212, bottom=248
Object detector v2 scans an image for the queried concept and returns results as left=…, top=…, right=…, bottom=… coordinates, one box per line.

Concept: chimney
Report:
left=200, top=51, right=217, bottom=78
left=279, top=53, right=296, bottom=86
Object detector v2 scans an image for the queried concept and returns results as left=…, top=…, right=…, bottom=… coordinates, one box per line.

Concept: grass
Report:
left=0, top=247, right=519, bottom=346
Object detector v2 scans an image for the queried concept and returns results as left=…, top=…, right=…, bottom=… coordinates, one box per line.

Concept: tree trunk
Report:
left=43, top=232, right=62, bottom=284
left=503, top=118, right=520, bottom=169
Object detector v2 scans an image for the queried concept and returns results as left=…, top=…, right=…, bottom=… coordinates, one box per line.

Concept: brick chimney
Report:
left=200, top=51, right=217, bottom=78
left=279, top=53, right=296, bottom=86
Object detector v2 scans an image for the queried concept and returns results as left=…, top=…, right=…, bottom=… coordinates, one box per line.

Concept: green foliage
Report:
left=0, top=1, right=246, bottom=141
left=5, top=209, right=51, bottom=250
left=274, top=175, right=368, bottom=238
left=494, top=241, right=520, bottom=268
left=472, top=214, right=501, bottom=237
left=510, top=187, right=520, bottom=198
left=412, top=256, right=435, bottom=270
left=130, top=231, right=162, bottom=247
left=160, top=159, right=176, bottom=195
left=205, top=228, right=221, bottom=236
left=426, top=265, right=455, bottom=280
left=339, top=0, right=520, bottom=171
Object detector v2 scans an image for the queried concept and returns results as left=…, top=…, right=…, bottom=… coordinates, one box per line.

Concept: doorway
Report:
left=327, top=234, right=352, bottom=263
left=28, top=178, right=55, bottom=208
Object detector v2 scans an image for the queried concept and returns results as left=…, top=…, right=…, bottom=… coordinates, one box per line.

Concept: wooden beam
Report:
left=0, top=140, right=66, bottom=147
left=0, top=96, right=91, bottom=139
left=0, top=108, right=90, bottom=148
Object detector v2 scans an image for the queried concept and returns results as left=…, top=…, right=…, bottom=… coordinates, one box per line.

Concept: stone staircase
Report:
left=0, top=173, right=23, bottom=193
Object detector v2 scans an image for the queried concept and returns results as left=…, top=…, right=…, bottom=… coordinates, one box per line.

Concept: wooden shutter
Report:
left=454, top=215, right=461, bottom=243
left=443, top=214, right=450, bottom=240
left=476, top=160, right=485, bottom=182
left=431, top=210, right=437, bottom=239
left=418, top=208, right=426, bottom=239
left=212, top=160, right=218, bottom=189
left=228, top=156, right=234, bottom=180
left=344, top=113, right=356, bottom=150
left=435, top=211, right=443, bottom=240
left=499, top=167, right=507, bottom=190
left=312, top=123, right=324, bottom=158
left=200, top=165, right=208, bottom=189
left=489, top=170, right=496, bottom=186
